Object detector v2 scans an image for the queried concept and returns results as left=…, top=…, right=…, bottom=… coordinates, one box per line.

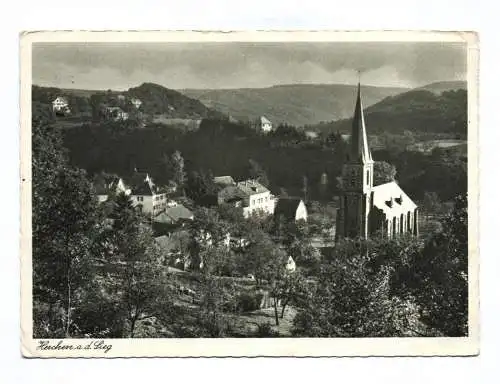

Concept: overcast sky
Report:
left=32, top=42, right=467, bottom=90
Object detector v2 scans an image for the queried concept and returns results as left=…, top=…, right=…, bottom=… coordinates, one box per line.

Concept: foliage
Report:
left=373, top=161, right=397, bottom=185
left=390, top=194, right=468, bottom=336
left=293, top=238, right=424, bottom=337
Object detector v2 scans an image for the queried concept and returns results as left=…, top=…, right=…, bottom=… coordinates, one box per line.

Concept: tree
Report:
left=393, top=194, right=468, bottom=336
left=103, top=193, right=172, bottom=337
left=32, top=119, right=101, bottom=338
left=292, top=238, right=423, bottom=337
left=171, top=150, right=187, bottom=196
left=422, top=191, right=442, bottom=215
left=248, top=158, right=270, bottom=187
left=302, top=175, right=308, bottom=203
left=373, top=161, right=397, bottom=186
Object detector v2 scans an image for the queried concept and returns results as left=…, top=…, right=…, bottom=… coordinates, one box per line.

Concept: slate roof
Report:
left=371, top=181, right=418, bottom=216
left=260, top=116, right=272, bottom=125
left=94, top=175, right=126, bottom=195
left=349, top=83, right=372, bottom=164
left=236, top=179, right=269, bottom=196
left=275, top=198, right=305, bottom=220
left=214, top=176, right=236, bottom=186
left=130, top=172, right=158, bottom=195
left=154, top=204, right=194, bottom=224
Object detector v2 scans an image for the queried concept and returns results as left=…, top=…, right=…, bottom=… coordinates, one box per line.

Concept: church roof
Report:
left=349, top=83, right=372, bottom=164
left=372, top=181, right=417, bottom=217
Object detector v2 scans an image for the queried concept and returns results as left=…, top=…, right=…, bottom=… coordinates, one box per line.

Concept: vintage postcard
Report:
left=20, top=30, right=479, bottom=357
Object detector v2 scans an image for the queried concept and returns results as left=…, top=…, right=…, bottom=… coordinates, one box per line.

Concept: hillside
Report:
left=308, top=88, right=467, bottom=137
left=181, top=84, right=409, bottom=127
left=32, top=83, right=225, bottom=121
left=416, top=81, right=467, bottom=94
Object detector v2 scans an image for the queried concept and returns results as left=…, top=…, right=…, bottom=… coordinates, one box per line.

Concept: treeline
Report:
left=62, top=117, right=466, bottom=203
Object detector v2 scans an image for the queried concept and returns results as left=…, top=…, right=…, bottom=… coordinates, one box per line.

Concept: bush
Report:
left=236, top=292, right=262, bottom=312
left=255, top=322, right=278, bottom=337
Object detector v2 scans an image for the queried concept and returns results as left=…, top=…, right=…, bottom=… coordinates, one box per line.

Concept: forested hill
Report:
left=127, top=83, right=224, bottom=119
left=181, top=84, right=409, bottom=127
left=32, top=83, right=225, bottom=120
left=416, top=81, right=467, bottom=94
left=308, top=88, right=467, bottom=138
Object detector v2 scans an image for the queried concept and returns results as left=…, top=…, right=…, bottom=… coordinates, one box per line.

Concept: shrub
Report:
left=236, top=292, right=262, bottom=312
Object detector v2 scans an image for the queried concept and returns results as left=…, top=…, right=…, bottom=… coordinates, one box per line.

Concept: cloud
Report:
left=32, top=42, right=467, bottom=90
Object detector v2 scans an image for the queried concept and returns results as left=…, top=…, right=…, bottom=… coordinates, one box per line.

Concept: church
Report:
left=335, top=83, right=419, bottom=241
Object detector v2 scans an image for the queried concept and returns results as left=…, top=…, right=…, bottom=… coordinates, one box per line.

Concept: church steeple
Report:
left=349, top=82, right=372, bottom=164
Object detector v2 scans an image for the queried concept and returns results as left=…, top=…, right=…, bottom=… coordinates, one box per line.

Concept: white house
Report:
left=129, top=172, right=167, bottom=216
left=259, top=116, right=273, bottom=133
left=236, top=179, right=276, bottom=218
left=130, top=98, right=142, bottom=109
left=52, top=96, right=70, bottom=113
left=286, top=256, right=296, bottom=273
left=274, top=198, right=308, bottom=223
left=103, top=106, right=129, bottom=121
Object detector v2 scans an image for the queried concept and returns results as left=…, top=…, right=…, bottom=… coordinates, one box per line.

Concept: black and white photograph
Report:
left=20, top=31, right=478, bottom=357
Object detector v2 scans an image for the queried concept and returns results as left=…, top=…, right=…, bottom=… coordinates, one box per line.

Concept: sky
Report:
left=32, top=42, right=467, bottom=90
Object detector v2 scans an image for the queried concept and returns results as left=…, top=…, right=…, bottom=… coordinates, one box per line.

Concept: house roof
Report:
left=130, top=172, right=158, bottom=195
left=275, top=198, right=305, bottom=220
left=260, top=116, right=272, bottom=125
left=53, top=96, right=68, bottom=103
left=94, top=175, right=127, bottom=195
left=154, top=204, right=194, bottom=223
left=371, top=181, right=418, bottom=217
left=236, top=179, right=269, bottom=196
left=214, top=176, right=236, bottom=186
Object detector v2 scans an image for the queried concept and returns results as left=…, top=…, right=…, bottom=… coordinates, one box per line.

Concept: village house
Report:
left=93, top=174, right=131, bottom=203
left=259, top=116, right=273, bottom=133
left=130, top=98, right=142, bottom=109
left=336, top=83, right=419, bottom=240
left=52, top=96, right=70, bottom=114
left=286, top=256, right=297, bottom=273
left=274, top=197, right=308, bottom=223
left=210, top=176, right=276, bottom=218
left=102, top=105, right=129, bottom=121
left=153, top=200, right=194, bottom=226
left=236, top=179, right=276, bottom=218
left=129, top=172, right=167, bottom=216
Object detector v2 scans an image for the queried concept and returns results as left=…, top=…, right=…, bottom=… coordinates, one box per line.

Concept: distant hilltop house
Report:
left=254, top=116, right=273, bottom=133
left=130, top=98, right=142, bottom=109
left=275, top=197, right=308, bottom=223
left=102, top=105, right=129, bottom=121
left=211, top=176, right=276, bottom=218
left=94, top=175, right=131, bottom=203
left=336, top=83, right=419, bottom=240
left=52, top=96, right=70, bottom=115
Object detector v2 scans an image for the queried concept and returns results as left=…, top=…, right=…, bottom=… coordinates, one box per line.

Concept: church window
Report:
left=366, top=170, right=370, bottom=185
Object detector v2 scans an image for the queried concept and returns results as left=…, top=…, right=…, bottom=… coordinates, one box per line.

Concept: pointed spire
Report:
left=349, top=81, right=372, bottom=163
